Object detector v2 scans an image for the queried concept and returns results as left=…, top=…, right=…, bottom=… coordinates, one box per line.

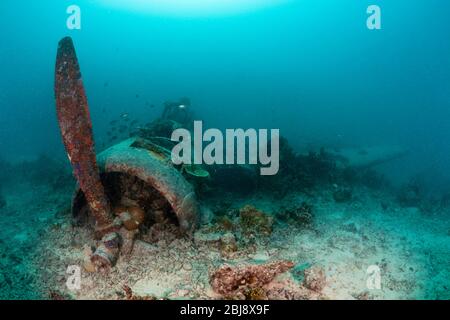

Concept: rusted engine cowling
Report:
left=72, top=137, right=199, bottom=235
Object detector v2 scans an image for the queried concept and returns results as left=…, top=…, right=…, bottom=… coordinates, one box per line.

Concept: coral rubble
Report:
left=210, top=261, right=294, bottom=299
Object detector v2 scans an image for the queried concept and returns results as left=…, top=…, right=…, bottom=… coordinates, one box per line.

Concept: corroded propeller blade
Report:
left=55, top=36, right=113, bottom=232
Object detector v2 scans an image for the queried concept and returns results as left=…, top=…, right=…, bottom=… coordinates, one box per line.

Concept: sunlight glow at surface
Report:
left=99, top=0, right=292, bottom=17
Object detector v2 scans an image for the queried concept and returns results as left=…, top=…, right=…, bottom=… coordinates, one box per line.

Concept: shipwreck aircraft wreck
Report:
left=55, top=36, right=199, bottom=271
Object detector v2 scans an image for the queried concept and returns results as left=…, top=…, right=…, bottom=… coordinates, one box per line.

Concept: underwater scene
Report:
left=0, top=1, right=449, bottom=301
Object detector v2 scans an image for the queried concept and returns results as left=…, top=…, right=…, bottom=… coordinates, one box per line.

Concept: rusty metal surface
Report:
left=97, top=138, right=199, bottom=234
left=73, top=138, right=199, bottom=234
left=55, top=36, right=113, bottom=231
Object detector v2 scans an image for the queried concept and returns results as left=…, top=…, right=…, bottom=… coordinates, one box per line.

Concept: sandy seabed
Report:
left=1, top=178, right=449, bottom=300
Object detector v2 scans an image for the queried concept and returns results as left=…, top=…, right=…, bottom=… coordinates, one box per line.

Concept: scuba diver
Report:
left=161, top=97, right=193, bottom=127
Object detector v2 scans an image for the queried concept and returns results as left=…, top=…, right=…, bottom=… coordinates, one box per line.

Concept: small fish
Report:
left=120, top=113, right=129, bottom=119
left=106, top=131, right=112, bottom=136
left=136, top=94, right=140, bottom=98
left=110, top=136, right=118, bottom=141
left=104, top=82, right=109, bottom=87
left=110, top=120, right=118, bottom=125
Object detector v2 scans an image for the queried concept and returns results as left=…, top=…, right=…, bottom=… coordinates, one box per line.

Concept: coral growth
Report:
left=256, top=139, right=336, bottom=198
left=276, top=202, right=314, bottom=227
left=239, top=205, right=273, bottom=237
left=123, top=285, right=157, bottom=300
left=210, top=261, right=294, bottom=299
left=219, top=232, right=238, bottom=258
left=214, top=216, right=235, bottom=232
left=244, top=287, right=268, bottom=300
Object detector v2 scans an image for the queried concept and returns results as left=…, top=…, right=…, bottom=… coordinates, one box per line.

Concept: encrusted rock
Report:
left=304, top=266, right=326, bottom=292
left=210, top=260, right=294, bottom=298
left=219, top=232, right=238, bottom=258
left=193, top=230, right=223, bottom=246
left=239, top=205, right=273, bottom=237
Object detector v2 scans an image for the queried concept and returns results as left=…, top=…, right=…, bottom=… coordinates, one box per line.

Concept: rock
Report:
left=239, top=205, right=273, bottom=237
left=219, top=232, right=238, bottom=258
left=304, top=266, right=326, bottom=292
left=193, top=230, right=222, bottom=246
left=210, top=260, right=294, bottom=298
left=276, top=202, right=313, bottom=227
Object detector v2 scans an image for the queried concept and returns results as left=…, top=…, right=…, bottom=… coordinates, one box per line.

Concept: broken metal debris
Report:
left=90, top=232, right=121, bottom=272
left=72, top=138, right=199, bottom=234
